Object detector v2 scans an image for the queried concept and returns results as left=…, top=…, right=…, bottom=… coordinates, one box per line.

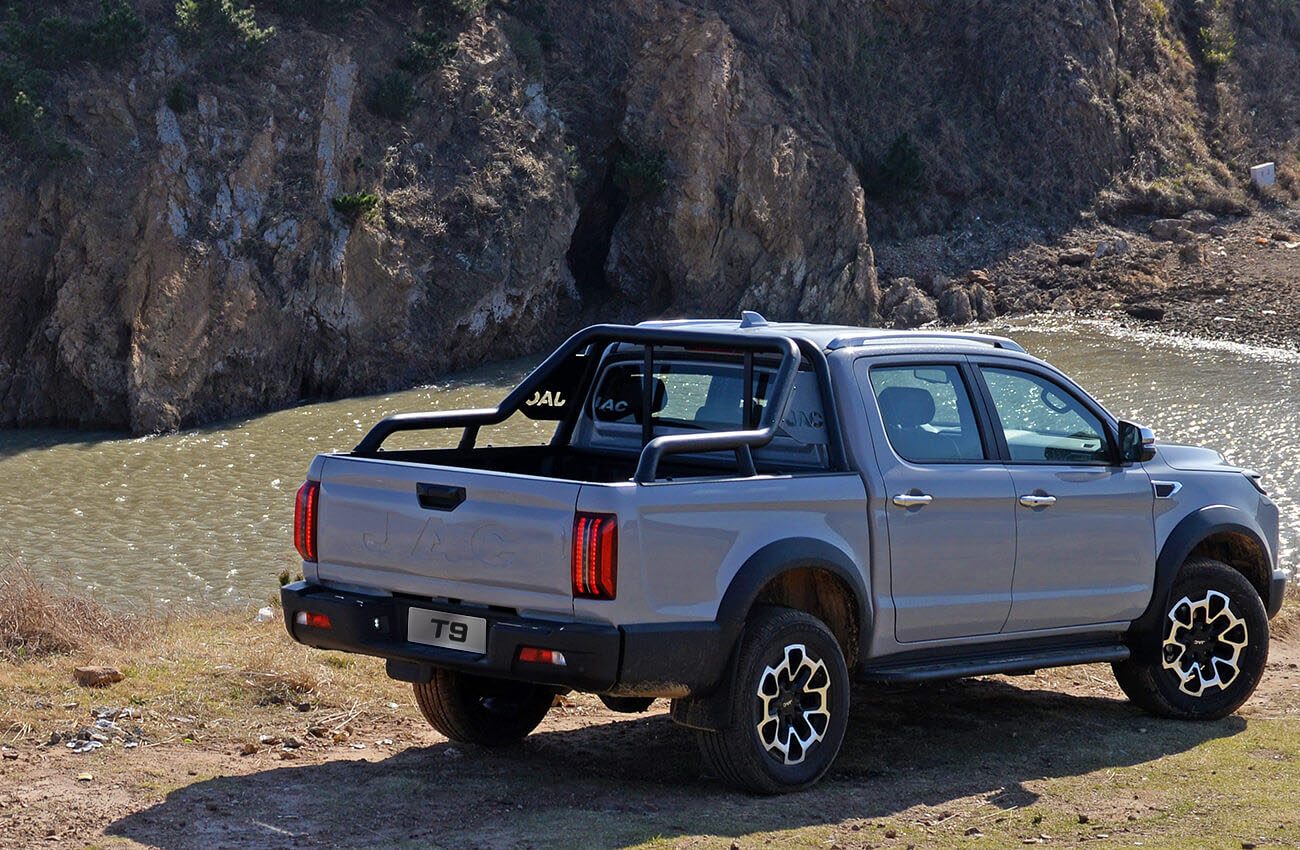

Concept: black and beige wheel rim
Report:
left=755, top=643, right=832, bottom=765
left=1161, top=590, right=1249, bottom=697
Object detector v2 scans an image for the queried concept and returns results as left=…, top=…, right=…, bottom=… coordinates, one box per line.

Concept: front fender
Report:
left=1129, top=505, right=1275, bottom=657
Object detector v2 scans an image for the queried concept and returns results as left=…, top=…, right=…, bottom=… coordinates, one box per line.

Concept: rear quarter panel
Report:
left=574, top=474, right=869, bottom=625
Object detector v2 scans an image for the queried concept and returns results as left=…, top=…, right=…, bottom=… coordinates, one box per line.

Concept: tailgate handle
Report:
left=416, top=483, right=466, bottom=511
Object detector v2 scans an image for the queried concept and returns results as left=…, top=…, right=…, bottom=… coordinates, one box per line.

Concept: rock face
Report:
left=1, top=0, right=1295, bottom=432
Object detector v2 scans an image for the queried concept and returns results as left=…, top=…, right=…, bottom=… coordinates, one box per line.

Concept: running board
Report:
left=858, top=644, right=1130, bottom=683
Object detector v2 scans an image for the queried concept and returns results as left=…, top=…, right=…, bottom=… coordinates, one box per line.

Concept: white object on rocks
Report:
left=1251, top=162, right=1276, bottom=188
left=254, top=606, right=275, bottom=623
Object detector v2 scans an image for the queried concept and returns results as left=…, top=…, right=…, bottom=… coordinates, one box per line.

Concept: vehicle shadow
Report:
left=106, top=675, right=1244, bottom=850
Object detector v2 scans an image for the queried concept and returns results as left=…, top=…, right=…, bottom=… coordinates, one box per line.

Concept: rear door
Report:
left=314, top=455, right=580, bottom=616
left=972, top=362, right=1155, bottom=631
left=855, top=357, right=1018, bottom=642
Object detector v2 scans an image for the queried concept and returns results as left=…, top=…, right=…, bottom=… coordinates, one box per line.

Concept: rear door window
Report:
left=867, top=365, right=987, bottom=462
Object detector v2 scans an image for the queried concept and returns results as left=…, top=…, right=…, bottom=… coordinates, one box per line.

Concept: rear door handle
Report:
left=417, top=483, right=466, bottom=511
left=892, top=493, right=933, bottom=508
left=1018, top=494, right=1057, bottom=508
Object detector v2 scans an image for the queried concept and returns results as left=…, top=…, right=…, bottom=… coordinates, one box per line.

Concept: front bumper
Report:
left=280, top=581, right=729, bottom=696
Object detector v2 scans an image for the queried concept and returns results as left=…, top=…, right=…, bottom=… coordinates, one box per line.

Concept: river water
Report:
left=0, top=317, right=1295, bottom=608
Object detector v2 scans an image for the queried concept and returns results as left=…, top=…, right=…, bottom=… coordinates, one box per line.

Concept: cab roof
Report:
left=638, top=312, right=1028, bottom=356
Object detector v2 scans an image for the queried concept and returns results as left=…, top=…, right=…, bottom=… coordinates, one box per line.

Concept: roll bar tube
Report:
left=351, top=324, right=803, bottom=483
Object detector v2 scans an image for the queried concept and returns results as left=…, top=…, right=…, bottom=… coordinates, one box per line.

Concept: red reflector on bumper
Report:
left=294, top=611, right=332, bottom=629
left=518, top=647, right=567, bottom=666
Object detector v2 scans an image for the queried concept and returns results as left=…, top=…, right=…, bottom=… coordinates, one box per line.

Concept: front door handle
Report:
left=892, top=493, right=933, bottom=508
left=1018, top=494, right=1057, bottom=508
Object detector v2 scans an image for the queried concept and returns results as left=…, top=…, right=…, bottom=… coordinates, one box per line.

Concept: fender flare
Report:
left=1128, top=505, right=1272, bottom=656
left=671, top=537, right=869, bottom=731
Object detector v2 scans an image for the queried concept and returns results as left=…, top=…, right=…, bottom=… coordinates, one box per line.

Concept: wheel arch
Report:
left=1130, top=506, right=1275, bottom=654
left=716, top=537, right=870, bottom=669
left=672, top=537, right=868, bottom=732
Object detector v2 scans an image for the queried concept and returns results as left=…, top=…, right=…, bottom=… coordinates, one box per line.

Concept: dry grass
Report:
left=0, top=559, right=146, bottom=660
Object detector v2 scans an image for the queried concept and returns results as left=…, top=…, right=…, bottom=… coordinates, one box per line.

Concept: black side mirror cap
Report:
left=1119, top=420, right=1156, bottom=463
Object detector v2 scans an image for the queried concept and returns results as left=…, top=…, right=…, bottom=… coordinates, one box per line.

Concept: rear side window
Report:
left=868, top=365, right=986, bottom=462
left=592, top=360, right=773, bottom=429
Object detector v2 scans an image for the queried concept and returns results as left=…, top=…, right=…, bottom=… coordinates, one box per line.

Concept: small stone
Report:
left=73, top=666, right=124, bottom=688
left=1077, top=814, right=1089, bottom=824
left=1242, top=843, right=1257, bottom=849
left=278, top=750, right=298, bottom=761
left=1272, top=231, right=1299, bottom=242
left=1179, top=242, right=1205, bottom=265
left=239, top=742, right=258, bottom=756
left=1208, top=225, right=1228, bottom=238
left=1, top=747, right=17, bottom=760
left=1057, top=248, right=1092, bottom=266
left=307, top=725, right=328, bottom=738
left=76, top=772, right=93, bottom=782
left=281, top=737, right=303, bottom=750
left=254, top=606, right=276, bottom=623
left=258, top=734, right=280, bottom=745
left=885, top=829, right=897, bottom=839
left=965, top=826, right=983, bottom=835
left=967, top=269, right=991, bottom=285
left=730, top=843, right=740, bottom=850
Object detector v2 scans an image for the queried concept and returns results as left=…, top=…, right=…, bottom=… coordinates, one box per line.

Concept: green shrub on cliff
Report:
left=396, top=28, right=457, bottom=73
left=613, top=148, right=668, bottom=198
left=175, top=0, right=274, bottom=51
left=365, top=71, right=416, bottom=120
left=332, top=191, right=380, bottom=221
left=859, top=133, right=925, bottom=202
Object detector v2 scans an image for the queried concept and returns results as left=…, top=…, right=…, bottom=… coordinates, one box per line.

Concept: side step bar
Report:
left=858, top=644, right=1130, bottom=684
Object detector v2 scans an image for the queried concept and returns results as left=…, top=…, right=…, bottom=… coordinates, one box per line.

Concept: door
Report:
left=974, top=364, right=1156, bottom=632
left=856, top=359, right=1017, bottom=642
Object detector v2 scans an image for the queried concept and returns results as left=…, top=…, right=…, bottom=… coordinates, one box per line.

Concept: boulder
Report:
left=937, top=287, right=974, bottom=324
left=889, top=287, right=938, bottom=328
left=1057, top=248, right=1093, bottom=266
left=1181, top=209, right=1217, bottom=232
left=1150, top=219, right=1193, bottom=242
left=1125, top=303, right=1165, bottom=321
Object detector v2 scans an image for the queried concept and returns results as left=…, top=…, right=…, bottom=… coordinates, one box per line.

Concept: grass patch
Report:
left=501, top=16, right=543, bottom=77
left=0, top=560, right=145, bottom=660
left=1198, top=23, right=1236, bottom=68
left=395, top=27, right=457, bottom=74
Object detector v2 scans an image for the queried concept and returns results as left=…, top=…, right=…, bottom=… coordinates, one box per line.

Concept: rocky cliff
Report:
left=1, top=0, right=1296, bottom=432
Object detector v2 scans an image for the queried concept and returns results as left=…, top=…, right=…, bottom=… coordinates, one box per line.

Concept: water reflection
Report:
left=0, top=319, right=1293, bottom=608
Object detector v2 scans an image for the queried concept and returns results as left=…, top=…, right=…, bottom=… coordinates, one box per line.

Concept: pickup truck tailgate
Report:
left=314, top=456, right=579, bottom=616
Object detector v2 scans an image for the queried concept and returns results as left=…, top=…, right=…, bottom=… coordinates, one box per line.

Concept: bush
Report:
left=859, top=133, right=925, bottom=201
left=1198, top=24, right=1235, bottom=68
left=613, top=148, right=668, bottom=198
left=396, top=28, right=457, bottom=73
left=4, top=1, right=146, bottom=68
left=166, top=81, right=197, bottom=113
left=364, top=71, right=416, bottom=120
left=332, top=191, right=380, bottom=221
left=175, top=0, right=274, bottom=50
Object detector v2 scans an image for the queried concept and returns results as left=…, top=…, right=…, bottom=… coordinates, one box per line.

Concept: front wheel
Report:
left=1113, top=557, right=1269, bottom=720
left=413, top=669, right=555, bottom=746
left=696, top=606, right=850, bottom=794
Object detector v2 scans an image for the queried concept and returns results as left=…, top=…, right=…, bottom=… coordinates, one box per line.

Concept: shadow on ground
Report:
left=107, top=676, right=1243, bottom=850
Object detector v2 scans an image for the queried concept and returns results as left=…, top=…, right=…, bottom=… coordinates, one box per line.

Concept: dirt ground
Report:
left=2, top=631, right=1298, bottom=850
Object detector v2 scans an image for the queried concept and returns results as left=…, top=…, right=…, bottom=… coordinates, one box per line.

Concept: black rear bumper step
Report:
left=858, top=644, right=1130, bottom=683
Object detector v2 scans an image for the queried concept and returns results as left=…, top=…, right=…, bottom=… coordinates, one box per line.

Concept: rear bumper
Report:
left=280, top=581, right=730, bottom=696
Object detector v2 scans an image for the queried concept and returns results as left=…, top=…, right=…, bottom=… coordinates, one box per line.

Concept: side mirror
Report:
left=1119, top=420, right=1156, bottom=463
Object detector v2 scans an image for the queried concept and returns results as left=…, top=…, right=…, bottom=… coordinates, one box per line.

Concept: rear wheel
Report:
left=696, top=606, right=850, bottom=794
left=413, top=669, right=555, bottom=746
left=1113, top=558, right=1269, bottom=720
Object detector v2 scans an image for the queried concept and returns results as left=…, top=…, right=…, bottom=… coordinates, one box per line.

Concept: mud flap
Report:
left=668, top=622, right=746, bottom=731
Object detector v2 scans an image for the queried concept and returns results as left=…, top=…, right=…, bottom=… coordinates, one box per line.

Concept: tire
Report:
left=413, top=668, right=555, bottom=746
left=695, top=606, right=850, bottom=794
left=1113, top=557, right=1269, bottom=720
left=599, top=695, right=656, bottom=713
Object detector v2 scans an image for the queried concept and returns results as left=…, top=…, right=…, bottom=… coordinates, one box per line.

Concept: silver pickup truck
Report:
left=282, top=314, right=1287, bottom=793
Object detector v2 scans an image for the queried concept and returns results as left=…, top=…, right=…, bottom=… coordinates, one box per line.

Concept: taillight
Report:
left=294, top=481, right=320, bottom=562
left=572, top=512, right=617, bottom=599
